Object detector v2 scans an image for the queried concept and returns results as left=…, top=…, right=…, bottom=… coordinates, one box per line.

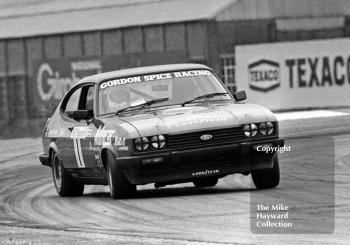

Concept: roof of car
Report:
left=78, top=63, right=212, bottom=85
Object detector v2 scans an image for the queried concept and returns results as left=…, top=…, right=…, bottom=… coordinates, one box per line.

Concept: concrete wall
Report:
left=0, top=21, right=210, bottom=135
left=1, top=16, right=349, bottom=137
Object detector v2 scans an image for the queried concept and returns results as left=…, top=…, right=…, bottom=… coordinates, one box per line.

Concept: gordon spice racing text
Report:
left=39, top=63, right=284, bottom=198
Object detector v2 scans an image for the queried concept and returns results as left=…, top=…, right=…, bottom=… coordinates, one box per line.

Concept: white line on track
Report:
left=275, top=110, right=349, bottom=121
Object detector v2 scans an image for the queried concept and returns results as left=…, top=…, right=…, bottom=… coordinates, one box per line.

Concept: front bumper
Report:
left=118, top=138, right=284, bottom=185
left=39, top=154, right=50, bottom=167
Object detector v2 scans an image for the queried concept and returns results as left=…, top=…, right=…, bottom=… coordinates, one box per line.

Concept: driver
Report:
left=107, top=87, right=131, bottom=111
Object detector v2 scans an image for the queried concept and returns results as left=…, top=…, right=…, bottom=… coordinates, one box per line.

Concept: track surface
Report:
left=0, top=116, right=350, bottom=244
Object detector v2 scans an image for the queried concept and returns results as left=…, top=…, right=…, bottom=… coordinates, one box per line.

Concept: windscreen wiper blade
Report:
left=182, top=92, right=229, bottom=106
left=116, top=97, right=169, bottom=115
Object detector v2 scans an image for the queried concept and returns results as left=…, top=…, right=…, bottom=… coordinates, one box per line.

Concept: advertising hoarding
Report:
left=236, top=38, right=350, bottom=110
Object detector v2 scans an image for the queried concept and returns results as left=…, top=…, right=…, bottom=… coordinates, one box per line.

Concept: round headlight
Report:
left=151, top=135, right=166, bottom=149
left=267, top=122, right=274, bottom=135
left=158, top=135, right=166, bottom=148
left=134, top=138, right=142, bottom=151
left=141, top=137, right=149, bottom=150
left=251, top=124, right=258, bottom=136
left=243, top=124, right=250, bottom=137
left=151, top=135, right=159, bottom=148
left=259, top=123, right=267, bottom=135
left=135, top=137, right=149, bottom=151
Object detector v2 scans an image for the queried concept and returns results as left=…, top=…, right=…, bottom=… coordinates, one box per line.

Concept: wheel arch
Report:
left=48, top=141, right=59, bottom=166
left=100, top=143, right=118, bottom=170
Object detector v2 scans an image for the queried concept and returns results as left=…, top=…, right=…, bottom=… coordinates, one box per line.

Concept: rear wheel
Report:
left=106, top=151, right=136, bottom=199
left=51, top=151, right=84, bottom=197
left=193, top=177, right=218, bottom=188
left=252, top=154, right=280, bottom=189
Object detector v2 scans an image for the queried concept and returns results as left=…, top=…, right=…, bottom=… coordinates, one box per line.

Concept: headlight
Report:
left=243, top=124, right=251, bottom=137
left=243, top=122, right=275, bottom=137
left=134, top=137, right=149, bottom=151
left=259, top=122, right=267, bottom=135
left=243, top=124, right=258, bottom=137
left=151, top=135, right=166, bottom=149
left=134, top=135, right=166, bottom=151
left=251, top=123, right=258, bottom=136
left=267, top=122, right=274, bottom=135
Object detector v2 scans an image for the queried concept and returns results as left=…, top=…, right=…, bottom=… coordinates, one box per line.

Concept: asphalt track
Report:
left=0, top=113, right=350, bottom=244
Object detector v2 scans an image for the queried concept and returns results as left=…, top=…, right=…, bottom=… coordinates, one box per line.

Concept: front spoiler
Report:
left=117, top=138, right=284, bottom=185
left=39, top=154, right=50, bottom=167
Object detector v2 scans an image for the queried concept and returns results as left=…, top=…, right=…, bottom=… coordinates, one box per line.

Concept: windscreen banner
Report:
left=235, top=38, right=350, bottom=110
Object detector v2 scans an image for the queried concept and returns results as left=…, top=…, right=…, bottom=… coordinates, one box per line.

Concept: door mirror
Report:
left=67, top=110, right=90, bottom=121
left=233, top=90, right=247, bottom=101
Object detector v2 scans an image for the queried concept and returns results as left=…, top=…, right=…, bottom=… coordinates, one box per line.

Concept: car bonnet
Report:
left=112, top=102, right=277, bottom=137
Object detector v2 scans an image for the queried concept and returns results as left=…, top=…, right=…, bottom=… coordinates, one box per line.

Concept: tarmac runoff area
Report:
left=0, top=109, right=350, bottom=244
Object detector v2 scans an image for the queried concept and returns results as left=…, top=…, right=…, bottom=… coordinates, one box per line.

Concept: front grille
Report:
left=167, top=126, right=243, bottom=150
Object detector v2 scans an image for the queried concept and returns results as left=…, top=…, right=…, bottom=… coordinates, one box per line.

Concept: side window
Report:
left=65, top=87, right=82, bottom=112
left=83, top=85, right=95, bottom=117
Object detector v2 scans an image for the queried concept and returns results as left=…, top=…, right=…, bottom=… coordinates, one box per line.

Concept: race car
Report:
left=39, top=63, right=284, bottom=198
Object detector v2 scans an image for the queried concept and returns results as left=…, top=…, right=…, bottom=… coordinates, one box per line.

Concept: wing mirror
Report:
left=67, top=110, right=90, bottom=121
left=233, top=90, right=247, bottom=101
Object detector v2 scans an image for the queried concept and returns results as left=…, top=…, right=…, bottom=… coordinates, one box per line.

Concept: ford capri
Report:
left=39, top=63, right=284, bottom=198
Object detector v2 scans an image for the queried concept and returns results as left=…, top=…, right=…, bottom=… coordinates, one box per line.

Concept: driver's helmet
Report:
left=107, top=87, right=130, bottom=111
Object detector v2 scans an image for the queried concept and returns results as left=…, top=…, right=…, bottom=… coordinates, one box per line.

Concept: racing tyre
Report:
left=193, top=177, right=218, bottom=188
left=252, top=154, right=280, bottom=189
left=51, top=151, right=84, bottom=197
left=106, top=151, right=136, bottom=199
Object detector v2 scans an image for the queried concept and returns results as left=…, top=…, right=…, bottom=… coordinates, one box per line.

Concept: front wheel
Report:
left=251, top=154, right=280, bottom=189
left=106, top=151, right=136, bottom=199
left=51, top=151, right=84, bottom=197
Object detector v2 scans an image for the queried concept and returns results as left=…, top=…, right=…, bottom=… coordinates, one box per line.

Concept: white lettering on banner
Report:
left=37, top=60, right=101, bottom=101
left=37, top=63, right=74, bottom=101
left=144, top=73, right=172, bottom=81
left=99, top=70, right=213, bottom=89
left=100, top=76, right=142, bottom=89
left=173, top=70, right=211, bottom=78
left=235, top=38, right=350, bottom=110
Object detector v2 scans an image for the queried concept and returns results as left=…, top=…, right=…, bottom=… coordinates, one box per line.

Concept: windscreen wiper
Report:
left=116, top=97, right=169, bottom=115
left=181, top=92, right=229, bottom=106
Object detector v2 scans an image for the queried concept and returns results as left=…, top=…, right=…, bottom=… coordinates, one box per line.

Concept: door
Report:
left=59, top=85, right=96, bottom=169
left=75, top=84, right=97, bottom=168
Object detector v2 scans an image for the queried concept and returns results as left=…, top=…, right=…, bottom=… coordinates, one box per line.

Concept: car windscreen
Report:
left=98, top=69, right=231, bottom=115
